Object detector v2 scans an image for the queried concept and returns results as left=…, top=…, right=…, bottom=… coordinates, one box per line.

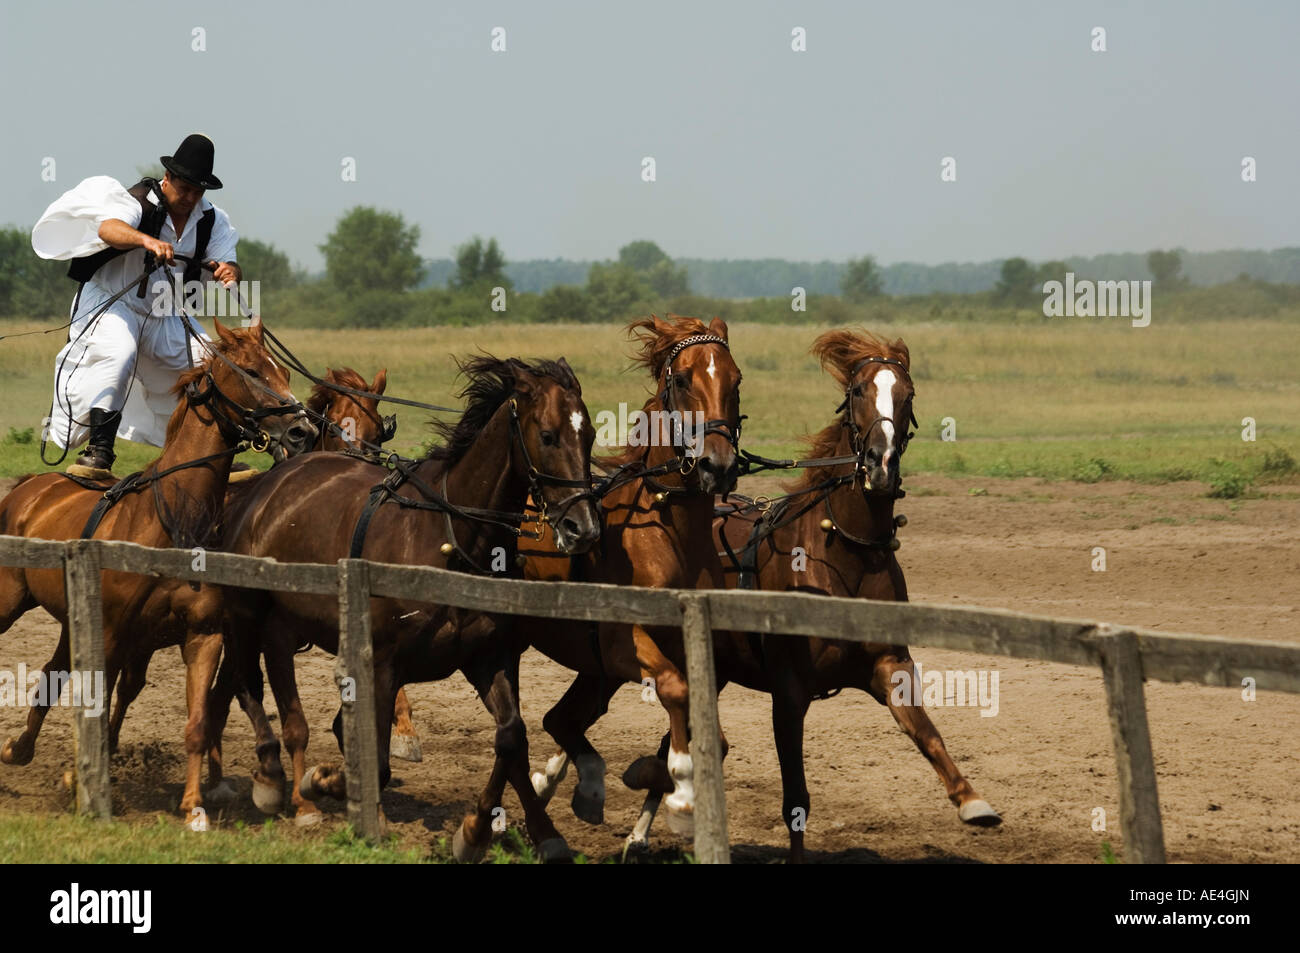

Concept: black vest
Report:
left=67, top=177, right=215, bottom=289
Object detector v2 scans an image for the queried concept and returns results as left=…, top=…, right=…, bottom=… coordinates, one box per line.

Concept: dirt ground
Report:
left=1, top=474, right=1297, bottom=863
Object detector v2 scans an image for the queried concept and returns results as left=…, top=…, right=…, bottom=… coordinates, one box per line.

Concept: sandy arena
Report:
left=1, top=474, right=1296, bottom=863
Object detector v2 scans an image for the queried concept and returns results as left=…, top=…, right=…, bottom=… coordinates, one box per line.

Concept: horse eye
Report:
left=674, top=373, right=689, bottom=389
left=242, top=367, right=261, bottom=379
left=540, top=430, right=556, bottom=447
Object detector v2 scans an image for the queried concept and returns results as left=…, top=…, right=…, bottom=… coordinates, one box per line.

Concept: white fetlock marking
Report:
left=530, top=751, right=570, bottom=799
left=574, top=753, right=606, bottom=802
left=629, top=795, right=660, bottom=846
left=663, top=748, right=694, bottom=816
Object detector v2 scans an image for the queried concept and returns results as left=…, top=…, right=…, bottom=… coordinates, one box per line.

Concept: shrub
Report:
left=1261, top=447, right=1297, bottom=475
left=1207, top=465, right=1251, bottom=499
left=1071, top=457, right=1114, bottom=483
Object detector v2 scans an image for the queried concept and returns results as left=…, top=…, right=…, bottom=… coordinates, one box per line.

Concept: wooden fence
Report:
left=2, top=533, right=1298, bottom=864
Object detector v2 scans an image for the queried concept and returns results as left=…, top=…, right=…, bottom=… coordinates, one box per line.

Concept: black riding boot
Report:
left=75, top=407, right=121, bottom=471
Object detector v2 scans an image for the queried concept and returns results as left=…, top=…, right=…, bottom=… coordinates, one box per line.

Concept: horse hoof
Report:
left=537, top=837, right=572, bottom=864
left=663, top=805, right=695, bottom=838
left=390, top=733, right=423, bottom=763
left=299, top=766, right=321, bottom=802
left=958, top=799, right=1002, bottom=827
left=294, top=810, right=324, bottom=828
left=205, top=779, right=238, bottom=807
left=252, top=775, right=283, bottom=815
left=622, top=834, right=651, bottom=862
left=1, top=737, right=33, bottom=766
left=571, top=788, right=604, bottom=826
left=452, top=823, right=488, bottom=864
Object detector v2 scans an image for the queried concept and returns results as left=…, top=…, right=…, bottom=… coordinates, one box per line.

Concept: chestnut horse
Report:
left=624, top=329, right=1001, bottom=861
left=211, top=356, right=601, bottom=860
left=306, top=367, right=393, bottom=453
left=201, top=365, right=416, bottom=806
left=105, top=366, right=393, bottom=761
left=0, top=317, right=316, bottom=815
left=521, top=315, right=742, bottom=836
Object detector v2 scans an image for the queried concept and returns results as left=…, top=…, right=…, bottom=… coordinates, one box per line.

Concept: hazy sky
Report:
left=2, top=1, right=1295, bottom=271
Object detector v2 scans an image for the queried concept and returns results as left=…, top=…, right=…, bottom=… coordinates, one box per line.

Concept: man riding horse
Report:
left=31, top=133, right=242, bottom=476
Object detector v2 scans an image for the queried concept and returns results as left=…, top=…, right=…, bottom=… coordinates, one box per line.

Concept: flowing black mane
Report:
left=426, top=355, right=580, bottom=466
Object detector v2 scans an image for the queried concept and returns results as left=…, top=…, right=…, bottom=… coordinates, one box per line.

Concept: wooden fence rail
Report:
left=2, top=534, right=1298, bottom=864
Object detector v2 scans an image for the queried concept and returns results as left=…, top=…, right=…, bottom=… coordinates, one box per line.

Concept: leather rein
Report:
left=348, top=395, right=596, bottom=574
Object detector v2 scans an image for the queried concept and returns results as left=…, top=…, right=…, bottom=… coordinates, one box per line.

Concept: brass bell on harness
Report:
left=888, top=537, right=901, bottom=552
left=894, top=514, right=908, bottom=528
left=654, top=492, right=667, bottom=503
left=819, top=518, right=835, bottom=532
left=516, top=554, right=528, bottom=568
left=439, top=542, right=454, bottom=555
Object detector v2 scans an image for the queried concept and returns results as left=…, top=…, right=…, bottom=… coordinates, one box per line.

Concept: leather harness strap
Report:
left=67, top=178, right=217, bottom=302
left=76, top=471, right=144, bottom=539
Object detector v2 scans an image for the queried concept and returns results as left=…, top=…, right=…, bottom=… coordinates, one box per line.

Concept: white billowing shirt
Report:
left=31, top=175, right=238, bottom=319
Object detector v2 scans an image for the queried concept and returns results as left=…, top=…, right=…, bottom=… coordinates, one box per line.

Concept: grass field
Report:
left=0, top=814, right=626, bottom=864
left=1, top=318, right=1297, bottom=490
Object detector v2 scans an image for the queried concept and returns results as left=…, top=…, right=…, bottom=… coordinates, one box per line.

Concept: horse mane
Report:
left=307, top=367, right=368, bottom=416
left=426, top=354, right=579, bottom=467
left=790, top=329, right=910, bottom=490
left=156, top=330, right=259, bottom=452
left=601, top=314, right=720, bottom=467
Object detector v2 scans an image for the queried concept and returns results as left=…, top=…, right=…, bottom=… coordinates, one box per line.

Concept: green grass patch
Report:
left=0, top=813, right=435, bottom=863
left=2, top=318, right=1297, bottom=484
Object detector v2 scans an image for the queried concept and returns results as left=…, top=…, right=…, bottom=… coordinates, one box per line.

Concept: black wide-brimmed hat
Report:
left=160, top=133, right=223, bottom=190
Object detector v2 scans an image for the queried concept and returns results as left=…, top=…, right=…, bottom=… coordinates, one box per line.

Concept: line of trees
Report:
left=0, top=199, right=1294, bottom=325
left=993, top=250, right=1190, bottom=305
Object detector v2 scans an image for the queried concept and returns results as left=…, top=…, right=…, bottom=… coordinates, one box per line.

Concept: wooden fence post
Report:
left=1098, top=626, right=1166, bottom=863
left=680, top=593, right=729, bottom=863
left=337, top=559, right=382, bottom=841
left=64, top=540, right=111, bottom=819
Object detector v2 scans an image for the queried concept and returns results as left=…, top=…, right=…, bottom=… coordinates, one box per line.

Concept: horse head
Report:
left=630, top=314, right=742, bottom=497
left=814, top=329, right=915, bottom=494
left=307, top=367, right=391, bottom=451
left=201, top=315, right=317, bottom=462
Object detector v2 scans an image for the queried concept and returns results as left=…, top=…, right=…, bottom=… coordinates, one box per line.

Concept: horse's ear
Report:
left=556, top=357, right=579, bottom=394
left=509, top=359, right=538, bottom=399
left=371, top=368, right=388, bottom=395
left=892, top=339, right=911, bottom=370
left=709, top=316, right=729, bottom=341
left=213, top=318, right=237, bottom=345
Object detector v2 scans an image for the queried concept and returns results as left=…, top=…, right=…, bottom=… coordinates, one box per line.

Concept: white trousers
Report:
left=48, top=302, right=210, bottom=450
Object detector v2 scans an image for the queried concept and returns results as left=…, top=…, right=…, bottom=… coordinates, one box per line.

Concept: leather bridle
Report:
left=657, top=333, right=742, bottom=475
left=507, top=396, right=596, bottom=530
left=836, top=355, right=918, bottom=488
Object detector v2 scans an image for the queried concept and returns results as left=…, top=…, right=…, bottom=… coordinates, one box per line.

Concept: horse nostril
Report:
left=560, top=517, right=579, bottom=538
